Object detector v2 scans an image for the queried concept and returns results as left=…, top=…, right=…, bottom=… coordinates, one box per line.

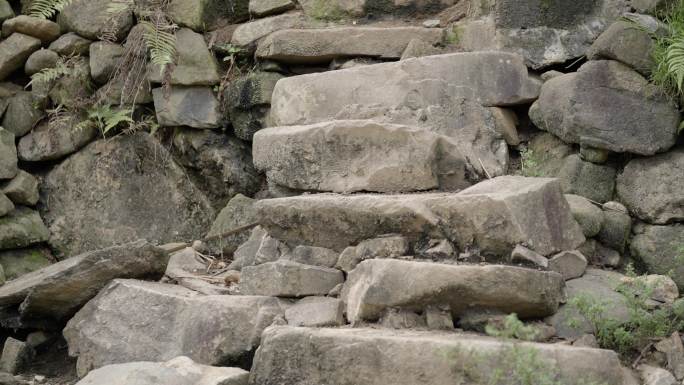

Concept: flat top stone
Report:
left=269, top=52, right=541, bottom=126
left=148, top=28, right=220, bottom=86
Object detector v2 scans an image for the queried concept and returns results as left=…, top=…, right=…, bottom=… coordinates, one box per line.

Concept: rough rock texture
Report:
left=548, top=250, right=588, bottom=280
left=166, top=0, right=249, bottom=31
left=616, top=149, right=684, bottom=224
left=170, top=128, right=261, bottom=209
left=342, top=259, right=564, bottom=322
left=240, top=260, right=344, bottom=297
left=336, top=235, right=408, bottom=272
left=0, top=338, right=32, bottom=374
left=58, top=0, right=133, bottom=41
left=18, top=118, right=98, bottom=162
left=283, top=245, right=339, bottom=268
left=1, top=170, right=39, bottom=206
left=530, top=61, right=680, bottom=156
left=250, top=327, right=624, bottom=385
left=254, top=120, right=472, bottom=192
left=231, top=13, right=305, bottom=48
left=586, top=17, right=661, bottom=76
left=75, top=357, right=249, bottom=385
left=0, top=0, right=13, bottom=23
left=249, top=0, right=294, bottom=17
left=1, top=16, right=60, bottom=43
left=557, top=154, right=616, bottom=203
left=565, top=194, right=603, bottom=238
left=64, top=279, right=287, bottom=376
left=0, top=207, right=49, bottom=251
left=47, top=57, right=92, bottom=109
left=257, top=176, right=584, bottom=256
left=0, top=247, right=51, bottom=281
left=229, top=226, right=287, bottom=270
left=0, top=193, right=13, bottom=216
left=154, top=87, right=221, bottom=128
left=41, top=133, right=214, bottom=258
left=223, top=71, right=283, bottom=141
left=0, top=240, right=168, bottom=322
left=270, top=52, right=541, bottom=127
left=164, top=247, right=233, bottom=295
left=256, top=27, right=444, bottom=64
left=0, top=127, right=18, bottom=180
left=148, top=28, right=220, bottom=86
left=453, top=0, right=628, bottom=69
left=597, top=201, right=631, bottom=253
left=89, top=42, right=124, bottom=85
left=206, top=194, right=257, bottom=255
left=284, top=297, right=344, bottom=327
left=24, top=49, right=59, bottom=76
left=48, top=33, right=92, bottom=56
left=631, top=224, right=684, bottom=289
left=1, top=91, right=44, bottom=137
left=0, top=33, right=41, bottom=81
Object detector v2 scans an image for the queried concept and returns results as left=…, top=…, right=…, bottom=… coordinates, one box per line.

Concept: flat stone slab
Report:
left=342, top=259, right=564, bottom=322
left=253, top=120, right=472, bottom=192
left=64, top=279, right=287, bottom=376
left=240, top=260, right=344, bottom=297
left=249, top=327, right=624, bottom=385
left=75, top=356, right=248, bottom=385
left=256, top=176, right=585, bottom=255
left=255, top=27, right=444, bottom=64
left=0, top=240, right=168, bottom=322
left=269, top=52, right=541, bottom=127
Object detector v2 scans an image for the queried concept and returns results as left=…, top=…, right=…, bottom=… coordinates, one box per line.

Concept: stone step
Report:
left=255, top=27, right=444, bottom=64
left=63, top=279, right=288, bottom=377
left=252, top=119, right=473, bottom=193
left=269, top=51, right=541, bottom=127
left=342, top=259, right=564, bottom=322
left=255, top=176, right=585, bottom=256
left=249, top=327, right=624, bottom=385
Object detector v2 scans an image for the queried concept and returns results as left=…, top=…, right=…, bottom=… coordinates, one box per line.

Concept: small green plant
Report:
left=29, top=0, right=74, bottom=18
left=519, top=148, right=545, bottom=177
left=27, top=56, right=78, bottom=88
left=568, top=275, right=684, bottom=358
left=446, top=26, right=461, bottom=45
left=485, top=313, right=539, bottom=341
left=74, top=105, right=134, bottom=137
left=652, top=1, right=684, bottom=99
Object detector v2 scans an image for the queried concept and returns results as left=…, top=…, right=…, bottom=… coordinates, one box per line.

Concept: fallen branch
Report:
left=164, top=221, right=260, bottom=254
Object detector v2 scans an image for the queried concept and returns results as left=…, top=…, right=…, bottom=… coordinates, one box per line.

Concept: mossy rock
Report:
left=0, top=247, right=51, bottom=281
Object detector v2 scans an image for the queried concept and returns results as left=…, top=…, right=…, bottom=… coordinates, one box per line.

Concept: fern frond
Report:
left=139, top=20, right=177, bottom=76
left=29, top=0, right=75, bottom=19
left=27, top=57, right=74, bottom=88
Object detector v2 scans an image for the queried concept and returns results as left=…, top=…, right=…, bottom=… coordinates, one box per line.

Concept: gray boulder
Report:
left=284, top=297, right=344, bottom=327
left=206, top=194, right=257, bottom=255
left=1, top=170, right=39, bottom=206
left=249, top=0, right=294, bottom=17
left=255, top=27, right=444, bottom=64
left=0, top=337, right=32, bottom=374
left=148, top=28, right=219, bottom=86
left=250, top=326, right=623, bottom=385
left=283, top=245, right=339, bottom=268
left=557, top=154, right=616, bottom=203
left=24, top=49, right=59, bottom=76
left=253, top=120, right=474, bottom=193
left=0, top=240, right=168, bottom=322
left=0, top=0, right=13, bottom=23
left=231, top=12, right=305, bottom=49
left=0, top=207, right=48, bottom=250
left=229, top=226, right=287, bottom=270
left=616, top=149, right=684, bottom=224
left=223, top=71, right=283, bottom=140
left=342, top=259, right=564, bottom=322
left=0, top=193, right=13, bottom=217
left=18, top=117, right=99, bottom=162
left=166, top=0, right=249, bottom=31
left=153, top=87, right=221, bottom=128
left=170, top=128, right=261, bottom=209
left=1, top=91, right=44, bottom=137
left=548, top=250, right=588, bottom=280
left=75, top=357, right=249, bottom=385
left=530, top=60, right=680, bottom=156
left=587, top=16, right=662, bottom=76
left=48, top=33, right=92, bottom=56
left=257, top=176, right=585, bottom=256
left=64, top=279, right=287, bottom=376
left=240, top=260, right=344, bottom=297
left=58, top=0, right=134, bottom=41
left=597, top=201, right=631, bottom=253
left=565, top=194, right=603, bottom=238
left=1, top=16, right=60, bottom=43
left=0, top=33, right=41, bottom=81
left=0, top=127, right=17, bottom=180
left=453, top=0, right=628, bottom=69
left=336, top=235, right=408, bottom=272
left=40, top=133, right=214, bottom=258
left=89, top=42, right=124, bottom=85
left=631, top=224, right=684, bottom=289
left=0, top=247, right=51, bottom=281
